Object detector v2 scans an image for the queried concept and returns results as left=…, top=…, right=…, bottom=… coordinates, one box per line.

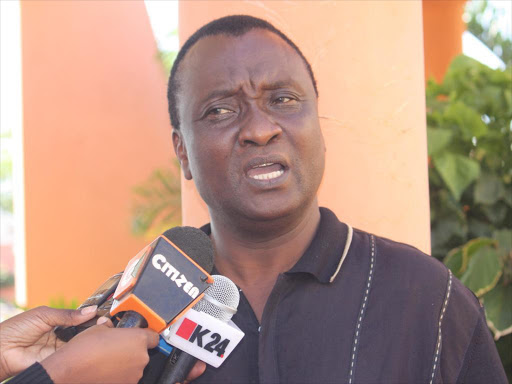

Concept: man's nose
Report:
left=238, top=107, right=282, bottom=147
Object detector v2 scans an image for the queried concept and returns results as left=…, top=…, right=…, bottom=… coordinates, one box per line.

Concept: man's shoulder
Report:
left=349, top=227, right=481, bottom=314
left=350, top=227, right=445, bottom=277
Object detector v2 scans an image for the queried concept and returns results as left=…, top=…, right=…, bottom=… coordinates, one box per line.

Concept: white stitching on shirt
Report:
left=348, top=234, right=376, bottom=384
left=329, top=224, right=354, bottom=283
left=429, top=269, right=453, bottom=384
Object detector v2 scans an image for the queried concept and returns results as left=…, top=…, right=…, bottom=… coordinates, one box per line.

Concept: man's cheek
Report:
left=190, top=155, right=223, bottom=181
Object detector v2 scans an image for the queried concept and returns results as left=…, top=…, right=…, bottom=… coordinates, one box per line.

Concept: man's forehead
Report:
left=186, top=29, right=291, bottom=60
left=178, top=29, right=312, bottom=98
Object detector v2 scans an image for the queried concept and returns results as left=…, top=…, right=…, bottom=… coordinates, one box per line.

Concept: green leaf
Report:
left=433, top=153, right=480, bottom=201
left=431, top=215, right=467, bottom=251
left=131, top=161, right=182, bottom=238
left=504, top=89, right=512, bottom=114
left=427, top=128, right=453, bottom=155
left=482, top=201, right=508, bottom=224
left=468, top=218, right=493, bottom=238
left=49, top=297, right=80, bottom=309
left=461, top=237, right=496, bottom=273
left=0, top=150, right=12, bottom=181
left=474, top=173, right=505, bottom=205
left=482, top=283, right=512, bottom=340
left=503, top=186, right=512, bottom=207
left=443, top=101, right=488, bottom=140
left=463, top=237, right=497, bottom=260
left=444, top=247, right=465, bottom=278
left=445, top=55, right=482, bottom=78
left=0, top=191, right=13, bottom=213
left=493, top=229, right=512, bottom=254
left=460, top=243, right=502, bottom=297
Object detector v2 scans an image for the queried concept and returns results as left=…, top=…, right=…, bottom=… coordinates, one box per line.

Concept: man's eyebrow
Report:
left=201, top=88, right=239, bottom=104
left=200, top=80, right=304, bottom=104
left=261, top=80, right=304, bottom=92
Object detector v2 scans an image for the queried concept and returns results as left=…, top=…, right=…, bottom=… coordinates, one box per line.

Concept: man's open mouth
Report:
left=247, top=163, right=285, bottom=180
left=244, top=156, right=288, bottom=182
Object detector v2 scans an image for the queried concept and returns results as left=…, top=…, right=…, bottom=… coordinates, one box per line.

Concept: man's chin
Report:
left=236, top=198, right=309, bottom=224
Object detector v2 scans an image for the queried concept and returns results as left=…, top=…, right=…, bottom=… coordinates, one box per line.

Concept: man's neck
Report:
left=209, top=201, right=321, bottom=286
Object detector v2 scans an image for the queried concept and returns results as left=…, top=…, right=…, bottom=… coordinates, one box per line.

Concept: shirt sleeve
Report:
left=7, top=362, right=54, bottom=384
left=456, top=308, right=508, bottom=384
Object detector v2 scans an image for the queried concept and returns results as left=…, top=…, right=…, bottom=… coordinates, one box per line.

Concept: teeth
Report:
left=251, top=169, right=284, bottom=180
left=255, top=162, right=275, bottom=168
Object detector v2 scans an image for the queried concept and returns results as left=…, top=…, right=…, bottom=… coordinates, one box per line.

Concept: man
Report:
left=166, top=15, right=507, bottom=383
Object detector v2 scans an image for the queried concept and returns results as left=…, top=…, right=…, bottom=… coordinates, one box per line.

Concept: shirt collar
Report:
left=200, top=207, right=350, bottom=284
left=285, top=207, right=349, bottom=283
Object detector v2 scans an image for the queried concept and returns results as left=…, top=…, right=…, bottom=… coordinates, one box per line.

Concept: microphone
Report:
left=111, top=226, right=215, bottom=332
left=54, top=272, right=123, bottom=341
left=157, top=275, right=240, bottom=384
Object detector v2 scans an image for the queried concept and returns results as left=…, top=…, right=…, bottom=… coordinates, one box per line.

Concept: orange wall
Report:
left=423, top=0, right=466, bottom=82
left=21, top=1, right=172, bottom=306
left=179, top=1, right=431, bottom=254
left=18, top=1, right=462, bottom=306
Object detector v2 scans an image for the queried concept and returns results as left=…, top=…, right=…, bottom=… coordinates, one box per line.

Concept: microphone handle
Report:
left=158, top=348, right=197, bottom=384
left=117, top=310, right=148, bottom=328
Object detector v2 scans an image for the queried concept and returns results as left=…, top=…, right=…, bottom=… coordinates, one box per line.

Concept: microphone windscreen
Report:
left=162, top=226, right=214, bottom=273
left=156, top=275, right=242, bottom=383
left=193, top=275, right=240, bottom=322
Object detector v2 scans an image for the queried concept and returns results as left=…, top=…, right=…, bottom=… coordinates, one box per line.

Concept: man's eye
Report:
left=273, top=96, right=293, bottom=104
left=208, top=107, right=233, bottom=116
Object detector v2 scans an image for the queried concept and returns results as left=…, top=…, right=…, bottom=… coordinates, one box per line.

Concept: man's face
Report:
left=174, top=29, right=325, bottom=222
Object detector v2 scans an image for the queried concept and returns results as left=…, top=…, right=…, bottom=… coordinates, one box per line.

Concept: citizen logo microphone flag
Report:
left=152, top=254, right=201, bottom=298
left=110, top=227, right=214, bottom=332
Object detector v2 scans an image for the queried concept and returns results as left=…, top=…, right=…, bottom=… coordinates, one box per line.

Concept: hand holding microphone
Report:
left=0, top=307, right=158, bottom=384
left=0, top=305, right=99, bottom=381
left=40, top=317, right=159, bottom=384
left=10, top=226, right=215, bottom=384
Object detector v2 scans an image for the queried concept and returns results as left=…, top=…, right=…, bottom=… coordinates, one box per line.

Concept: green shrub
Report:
left=48, top=297, right=80, bottom=309
left=131, top=160, right=182, bottom=239
left=0, top=269, right=14, bottom=288
left=427, top=54, right=511, bottom=375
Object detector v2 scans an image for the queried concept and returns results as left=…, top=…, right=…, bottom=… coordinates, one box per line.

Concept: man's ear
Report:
left=172, top=129, right=193, bottom=180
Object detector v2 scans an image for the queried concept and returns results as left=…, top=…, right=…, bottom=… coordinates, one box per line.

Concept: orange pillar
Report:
left=179, top=1, right=431, bottom=254
left=423, top=0, right=466, bottom=82
left=20, top=1, right=172, bottom=306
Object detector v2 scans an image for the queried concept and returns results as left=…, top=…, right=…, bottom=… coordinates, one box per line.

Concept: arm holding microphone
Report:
left=39, top=317, right=159, bottom=384
left=1, top=226, right=214, bottom=384
left=1, top=309, right=159, bottom=384
left=0, top=305, right=99, bottom=381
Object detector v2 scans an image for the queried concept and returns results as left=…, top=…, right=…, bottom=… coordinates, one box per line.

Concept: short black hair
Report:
left=167, top=15, right=318, bottom=130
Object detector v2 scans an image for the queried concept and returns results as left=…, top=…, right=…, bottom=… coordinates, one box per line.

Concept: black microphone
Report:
left=54, top=272, right=123, bottom=341
left=112, top=226, right=214, bottom=332
left=157, top=275, right=240, bottom=384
